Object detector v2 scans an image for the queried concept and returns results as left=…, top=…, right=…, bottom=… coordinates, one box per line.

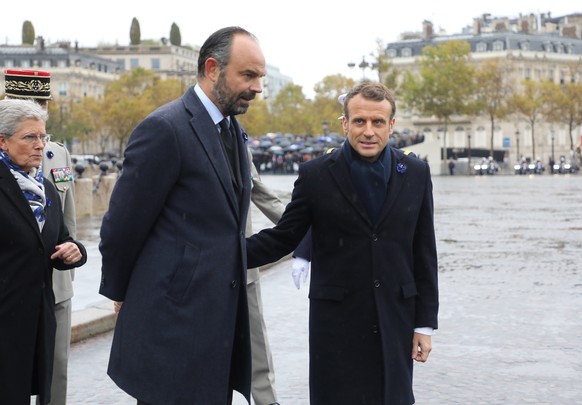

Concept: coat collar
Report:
left=0, top=162, right=44, bottom=239
left=328, top=146, right=409, bottom=227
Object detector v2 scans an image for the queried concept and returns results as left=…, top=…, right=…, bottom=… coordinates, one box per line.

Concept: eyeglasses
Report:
left=18, top=134, right=51, bottom=144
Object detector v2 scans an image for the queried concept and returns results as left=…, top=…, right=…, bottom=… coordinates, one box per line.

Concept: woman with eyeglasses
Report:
left=0, top=98, right=87, bottom=405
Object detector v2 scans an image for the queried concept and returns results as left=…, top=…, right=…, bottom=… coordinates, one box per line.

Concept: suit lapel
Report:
left=0, top=163, right=44, bottom=240
left=231, top=119, right=251, bottom=220
left=329, top=147, right=409, bottom=227
left=328, top=150, right=372, bottom=226
left=184, top=93, right=240, bottom=217
left=377, top=149, right=407, bottom=224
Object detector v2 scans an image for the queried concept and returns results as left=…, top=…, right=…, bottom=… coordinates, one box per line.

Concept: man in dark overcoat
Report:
left=247, top=82, right=439, bottom=405
left=99, top=27, right=265, bottom=404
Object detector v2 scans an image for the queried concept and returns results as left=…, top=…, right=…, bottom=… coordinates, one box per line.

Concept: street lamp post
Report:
left=551, top=130, right=555, bottom=162
left=322, top=119, right=329, bottom=137
left=515, top=130, right=520, bottom=162
left=467, top=129, right=472, bottom=175
left=347, top=55, right=377, bottom=80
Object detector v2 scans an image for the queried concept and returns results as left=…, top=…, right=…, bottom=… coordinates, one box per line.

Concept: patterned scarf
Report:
left=0, top=149, right=47, bottom=231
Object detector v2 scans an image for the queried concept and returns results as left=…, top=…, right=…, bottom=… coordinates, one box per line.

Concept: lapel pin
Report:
left=396, top=162, right=407, bottom=174
left=46, top=151, right=54, bottom=159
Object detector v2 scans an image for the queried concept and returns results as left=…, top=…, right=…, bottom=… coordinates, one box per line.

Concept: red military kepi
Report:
left=4, top=68, right=52, bottom=100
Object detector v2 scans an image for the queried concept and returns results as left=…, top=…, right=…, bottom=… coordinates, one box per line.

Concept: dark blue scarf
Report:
left=342, top=141, right=391, bottom=223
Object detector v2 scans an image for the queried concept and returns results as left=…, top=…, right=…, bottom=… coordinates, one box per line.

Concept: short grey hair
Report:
left=0, top=98, right=48, bottom=139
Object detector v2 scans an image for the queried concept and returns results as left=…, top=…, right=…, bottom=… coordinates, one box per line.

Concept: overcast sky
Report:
left=2, top=0, right=578, bottom=98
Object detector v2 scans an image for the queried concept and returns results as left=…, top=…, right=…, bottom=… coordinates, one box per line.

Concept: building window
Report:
left=492, top=41, right=504, bottom=51
left=401, top=48, right=412, bottom=57
left=554, top=43, right=563, bottom=53
left=476, top=42, right=487, bottom=52
left=41, top=60, right=51, bottom=68
left=57, top=60, right=67, bottom=68
left=387, top=48, right=397, bottom=57
left=519, top=41, right=529, bottom=51
left=151, top=58, right=161, bottom=70
left=116, top=58, right=126, bottom=70
left=4, top=59, right=14, bottom=68
left=58, top=82, right=68, bottom=97
left=21, top=60, right=31, bottom=68
left=130, top=58, right=139, bottom=69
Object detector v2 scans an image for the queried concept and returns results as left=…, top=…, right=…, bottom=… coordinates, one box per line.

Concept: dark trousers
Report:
left=137, top=391, right=233, bottom=405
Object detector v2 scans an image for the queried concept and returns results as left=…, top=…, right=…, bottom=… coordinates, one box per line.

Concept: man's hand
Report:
left=411, top=332, right=432, bottom=362
left=291, top=257, right=310, bottom=289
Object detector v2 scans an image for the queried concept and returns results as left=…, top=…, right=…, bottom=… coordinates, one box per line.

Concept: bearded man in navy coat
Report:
left=99, top=27, right=265, bottom=405
left=247, top=82, right=439, bottom=405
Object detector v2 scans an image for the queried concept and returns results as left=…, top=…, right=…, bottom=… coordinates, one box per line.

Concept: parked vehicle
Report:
left=514, top=159, right=529, bottom=175
left=475, top=157, right=498, bottom=175
left=553, top=155, right=580, bottom=174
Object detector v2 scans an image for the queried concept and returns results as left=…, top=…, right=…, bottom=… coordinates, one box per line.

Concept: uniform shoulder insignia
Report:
left=403, top=149, right=417, bottom=158
left=325, top=147, right=336, bottom=154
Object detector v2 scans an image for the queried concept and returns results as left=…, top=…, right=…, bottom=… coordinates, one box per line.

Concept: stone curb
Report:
left=71, top=300, right=117, bottom=344
left=71, top=255, right=293, bottom=343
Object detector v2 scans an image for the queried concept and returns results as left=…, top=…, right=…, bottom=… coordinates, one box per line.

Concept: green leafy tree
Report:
left=103, top=68, right=157, bottom=155
left=474, top=58, right=514, bottom=157
left=374, top=39, right=399, bottom=91
left=312, top=74, right=355, bottom=134
left=170, top=23, right=182, bottom=46
left=65, top=97, right=110, bottom=156
left=271, top=84, right=312, bottom=135
left=130, top=17, right=141, bottom=45
left=508, top=80, right=549, bottom=159
left=401, top=40, right=475, bottom=169
left=543, top=63, right=582, bottom=153
left=22, top=20, right=35, bottom=45
left=238, top=98, right=273, bottom=136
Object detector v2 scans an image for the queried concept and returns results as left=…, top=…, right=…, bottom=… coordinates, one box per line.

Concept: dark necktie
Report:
left=219, top=118, right=240, bottom=188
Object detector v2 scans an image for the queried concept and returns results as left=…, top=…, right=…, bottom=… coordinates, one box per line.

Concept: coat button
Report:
left=372, top=234, right=378, bottom=241
left=372, top=324, right=379, bottom=334
left=374, top=280, right=380, bottom=288
left=231, top=280, right=238, bottom=288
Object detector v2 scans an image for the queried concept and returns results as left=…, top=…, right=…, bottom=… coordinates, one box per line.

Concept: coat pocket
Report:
left=309, top=285, right=346, bottom=302
left=401, top=281, right=418, bottom=299
left=166, top=243, right=201, bottom=303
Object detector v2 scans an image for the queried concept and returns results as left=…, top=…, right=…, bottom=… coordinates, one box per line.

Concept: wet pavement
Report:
left=53, top=173, right=582, bottom=404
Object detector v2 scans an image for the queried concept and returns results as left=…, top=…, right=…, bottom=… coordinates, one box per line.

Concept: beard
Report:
left=212, top=71, right=255, bottom=116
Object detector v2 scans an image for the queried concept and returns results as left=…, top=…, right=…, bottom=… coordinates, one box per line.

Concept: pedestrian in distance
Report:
left=99, top=26, right=266, bottom=405
left=4, top=67, right=77, bottom=405
left=448, top=157, right=455, bottom=175
left=0, top=98, right=87, bottom=405
left=246, top=82, right=439, bottom=405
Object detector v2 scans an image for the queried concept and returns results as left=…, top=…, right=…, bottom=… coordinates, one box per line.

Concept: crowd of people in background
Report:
left=249, top=130, right=426, bottom=175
